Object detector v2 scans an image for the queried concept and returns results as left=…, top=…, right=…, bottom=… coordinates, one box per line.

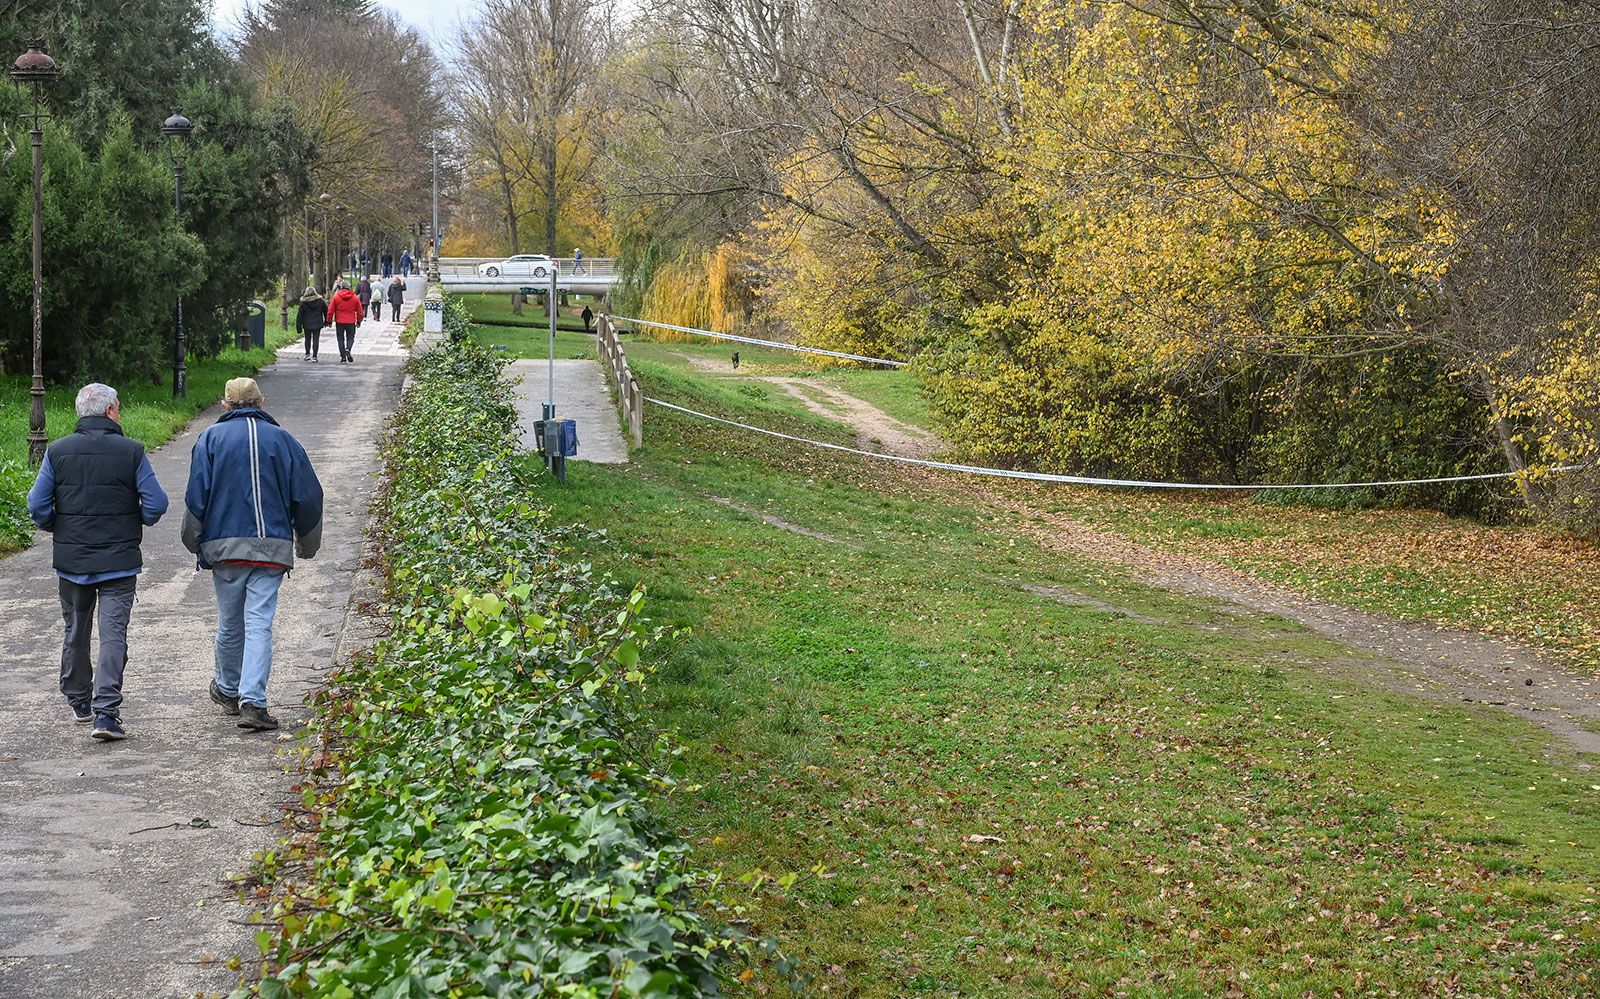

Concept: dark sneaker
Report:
left=238, top=703, right=280, bottom=731
left=71, top=701, right=93, bottom=724
left=209, top=680, right=240, bottom=716
left=91, top=715, right=127, bottom=741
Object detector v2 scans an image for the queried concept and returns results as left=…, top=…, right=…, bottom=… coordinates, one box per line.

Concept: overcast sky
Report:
left=208, top=0, right=477, bottom=42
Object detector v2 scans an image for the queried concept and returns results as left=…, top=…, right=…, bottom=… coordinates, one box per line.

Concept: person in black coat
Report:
left=381, top=250, right=394, bottom=278
left=386, top=275, right=406, bottom=320
left=27, top=383, right=168, bottom=740
left=296, top=286, right=328, bottom=362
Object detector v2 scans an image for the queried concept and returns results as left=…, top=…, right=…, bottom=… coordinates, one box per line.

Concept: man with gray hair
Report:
left=27, top=383, right=169, bottom=741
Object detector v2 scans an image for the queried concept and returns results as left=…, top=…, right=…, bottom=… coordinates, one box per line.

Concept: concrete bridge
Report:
left=437, top=257, right=619, bottom=297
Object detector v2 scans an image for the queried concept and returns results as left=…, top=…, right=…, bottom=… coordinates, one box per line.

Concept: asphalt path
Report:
left=0, top=353, right=404, bottom=997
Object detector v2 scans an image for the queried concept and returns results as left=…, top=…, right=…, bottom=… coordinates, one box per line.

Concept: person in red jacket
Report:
left=325, top=280, right=364, bottom=364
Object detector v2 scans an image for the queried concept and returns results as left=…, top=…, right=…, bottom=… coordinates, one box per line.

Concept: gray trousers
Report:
left=58, top=575, right=137, bottom=717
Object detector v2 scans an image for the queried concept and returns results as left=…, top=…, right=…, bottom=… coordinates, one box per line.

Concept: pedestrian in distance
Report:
left=182, top=378, right=323, bottom=732
left=573, top=246, right=584, bottom=275
left=581, top=304, right=594, bottom=333
left=400, top=248, right=412, bottom=277
left=381, top=250, right=393, bottom=278
left=355, top=275, right=373, bottom=325
left=731, top=351, right=740, bottom=370
left=326, top=279, right=364, bottom=363
left=27, top=383, right=169, bottom=741
left=296, top=286, right=327, bottom=362
left=386, top=274, right=406, bottom=322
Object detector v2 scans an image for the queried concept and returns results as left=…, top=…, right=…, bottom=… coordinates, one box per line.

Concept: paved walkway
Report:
left=508, top=359, right=630, bottom=464
left=0, top=355, right=406, bottom=997
left=279, top=279, right=421, bottom=361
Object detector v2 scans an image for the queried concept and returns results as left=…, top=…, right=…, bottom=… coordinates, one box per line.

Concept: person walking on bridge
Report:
left=182, top=378, right=323, bottom=732
left=326, top=280, right=364, bottom=363
left=27, top=383, right=169, bottom=741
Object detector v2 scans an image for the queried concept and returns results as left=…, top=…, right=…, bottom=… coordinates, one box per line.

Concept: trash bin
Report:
left=245, top=300, right=266, bottom=349
left=559, top=419, right=578, bottom=457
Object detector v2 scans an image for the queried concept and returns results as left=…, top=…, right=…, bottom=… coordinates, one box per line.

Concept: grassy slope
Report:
left=624, top=337, right=1600, bottom=670
left=527, top=340, right=1600, bottom=997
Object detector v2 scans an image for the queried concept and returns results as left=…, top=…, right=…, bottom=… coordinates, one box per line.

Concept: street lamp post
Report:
left=429, top=138, right=440, bottom=282
left=318, top=192, right=332, bottom=291
left=335, top=203, right=347, bottom=285
left=162, top=108, right=194, bottom=397
left=11, top=40, right=59, bottom=467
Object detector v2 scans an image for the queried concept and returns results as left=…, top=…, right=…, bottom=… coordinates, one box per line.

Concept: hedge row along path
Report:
left=0, top=353, right=406, bottom=997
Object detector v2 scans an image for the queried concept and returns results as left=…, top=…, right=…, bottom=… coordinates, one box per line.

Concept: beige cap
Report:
left=224, top=377, right=264, bottom=405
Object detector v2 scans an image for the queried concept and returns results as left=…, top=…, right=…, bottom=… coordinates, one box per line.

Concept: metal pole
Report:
left=431, top=141, right=440, bottom=258
left=172, top=156, right=187, bottom=398
left=546, top=263, right=556, bottom=421
left=26, top=87, right=46, bottom=466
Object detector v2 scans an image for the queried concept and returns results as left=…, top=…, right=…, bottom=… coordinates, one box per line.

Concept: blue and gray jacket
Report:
left=181, top=408, right=323, bottom=569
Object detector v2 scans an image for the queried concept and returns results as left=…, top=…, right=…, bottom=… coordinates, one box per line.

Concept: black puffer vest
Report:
left=45, top=416, right=146, bottom=575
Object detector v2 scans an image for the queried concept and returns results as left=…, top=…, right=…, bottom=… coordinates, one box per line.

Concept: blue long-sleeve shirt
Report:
left=28, top=452, right=169, bottom=584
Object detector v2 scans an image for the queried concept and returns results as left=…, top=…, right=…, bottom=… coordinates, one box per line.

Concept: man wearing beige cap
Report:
left=182, top=378, right=323, bottom=731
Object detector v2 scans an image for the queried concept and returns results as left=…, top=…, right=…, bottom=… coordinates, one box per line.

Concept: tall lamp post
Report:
left=429, top=138, right=440, bottom=282
left=335, top=203, right=348, bottom=285
left=11, top=40, right=59, bottom=467
left=318, top=192, right=332, bottom=291
left=162, top=108, right=193, bottom=398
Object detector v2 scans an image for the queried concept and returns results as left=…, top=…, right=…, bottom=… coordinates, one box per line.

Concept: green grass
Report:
left=460, top=292, right=600, bottom=334
left=472, top=324, right=596, bottom=360
left=521, top=342, right=1600, bottom=997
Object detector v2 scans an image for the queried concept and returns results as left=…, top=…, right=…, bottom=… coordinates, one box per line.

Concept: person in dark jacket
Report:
left=326, top=280, right=364, bottom=363
left=386, top=275, right=406, bottom=320
left=581, top=305, right=594, bottom=333
left=182, top=378, right=323, bottom=732
left=356, top=276, right=373, bottom=325
left=381, top=250, right=394, bottom=278
left=400, top=249, right=412, bottom=277
left=27, top=383, right=168, bottom=741
left=296, top=286, right=327, bottom=362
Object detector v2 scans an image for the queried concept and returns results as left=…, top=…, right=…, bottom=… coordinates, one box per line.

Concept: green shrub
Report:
left=244, top=336, right=754, bottom=997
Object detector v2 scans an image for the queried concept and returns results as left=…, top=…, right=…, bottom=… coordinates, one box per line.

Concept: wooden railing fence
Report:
left=597, top=314, right=643, bottom=447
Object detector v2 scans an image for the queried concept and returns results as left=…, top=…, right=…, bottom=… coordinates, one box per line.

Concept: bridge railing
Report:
left=596, top=314, right=643, bottom=447
left=438, top=257, right=618, bottom=279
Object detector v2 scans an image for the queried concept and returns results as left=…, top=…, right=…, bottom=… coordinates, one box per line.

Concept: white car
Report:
left=478, top=254, right=555, bottom=278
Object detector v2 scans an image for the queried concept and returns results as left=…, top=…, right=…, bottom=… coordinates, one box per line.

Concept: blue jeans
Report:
left=212, top=564, right=285, bottom=707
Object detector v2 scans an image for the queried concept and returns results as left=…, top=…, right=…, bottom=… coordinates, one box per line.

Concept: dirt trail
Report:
left=667, top=351, right=944, bottom=457
left=762, top=378, right=943, bottom=458
left=987, top=493, right=1600, bottom=758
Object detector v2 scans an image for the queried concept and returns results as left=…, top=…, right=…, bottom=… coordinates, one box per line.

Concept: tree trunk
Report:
left=543, top=126, right=559, bottom=256
left=495, top=150, right=520, bottom=253
left=1479, top=370, right=1548, bottom=514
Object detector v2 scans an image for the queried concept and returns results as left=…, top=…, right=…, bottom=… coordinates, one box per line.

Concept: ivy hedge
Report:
left=241, top=336, right=746, bottom=997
